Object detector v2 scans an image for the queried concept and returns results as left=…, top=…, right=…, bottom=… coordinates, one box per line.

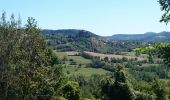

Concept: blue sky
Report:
left=0, top=0, right=170, bottom=36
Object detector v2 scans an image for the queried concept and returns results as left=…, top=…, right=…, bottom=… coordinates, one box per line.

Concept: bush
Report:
left=135, top=91, right=155, bottom=100
left=61, top=81, right=80, bottom=100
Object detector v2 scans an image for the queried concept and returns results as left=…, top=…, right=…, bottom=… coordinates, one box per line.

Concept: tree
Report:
left=158, top=0, right=170, bottom=66
left=152, top=80, right=167, bottom=100
left=0, top=12, right=64, bottom=100
left=159, top=0, right=170, bottom=24
left=137, top=43, right=170, bottom=78
left=60, top=81, right=80, bottom=100
left=101, top=64, right=136, bottom=100
left=104, top=57, right=109, bottom=62
left=148, top=53, right=154, bottom=63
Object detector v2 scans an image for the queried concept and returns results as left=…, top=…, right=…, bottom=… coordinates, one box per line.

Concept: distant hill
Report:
left=43, top=29, right=99, bottom=38
left=107, top=31, right=170, bottom=42
left=43, top=29, right=108, bottom=53
left=42, top=29, right=142, bottom=53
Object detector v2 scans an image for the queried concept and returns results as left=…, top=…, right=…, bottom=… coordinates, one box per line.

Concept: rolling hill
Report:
left=43, top=29, right=99, bottom=38
left=108, top=31, right=170, bottom=42
left=43, top=29, right=108, bottom=53
left=42, top=29, right=170, bottom=53
left=42, top=29, right=141, bottom=53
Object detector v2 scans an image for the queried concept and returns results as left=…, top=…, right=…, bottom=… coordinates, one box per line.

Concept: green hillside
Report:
left=43, top=29, right=148, bottom=53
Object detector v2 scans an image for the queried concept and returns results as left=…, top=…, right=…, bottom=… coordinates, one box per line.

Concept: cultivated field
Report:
left=85, top=51, right=146, bottom=60
left=55, top=51, right=110, bottom=76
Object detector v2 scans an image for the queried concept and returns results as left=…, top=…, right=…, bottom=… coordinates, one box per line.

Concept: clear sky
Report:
left=0, top=0, right=170, bottom=36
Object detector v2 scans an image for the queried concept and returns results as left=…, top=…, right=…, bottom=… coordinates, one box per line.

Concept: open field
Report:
left=63, top=67, right=110, bottom=77
left=141, top=64, right=160, bottom=67
left=65, top=51, right=79, bottom=56
left=55, top=51, right=148, bottom=62
left=55, top=51, right=91, bottom=64
left=55, top=51, right=79, bottom=57
left=85, top=51, right=146, bottom=60
left=122, top=52, right=148, bottom=58
left=55, top=51, right=111, bottom=76
left=55, top=52, right=67, bottom=58
left=55, top=51, right=158, bottom=77
left=67, top=56, right=91, bottom=64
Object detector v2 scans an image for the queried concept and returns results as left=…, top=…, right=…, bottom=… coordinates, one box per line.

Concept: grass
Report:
left=55, top=51, right=92, bottom=65
left=121, top=52, right=136, bottom=56
left=121, top=52, right=148, bottom=61
left=122, top=52, right=148, bottom=58
left=63, top=66, right=110, bottom=77
left=142, top=64, right=160, bottom=67
left=73, top=68, right=110, bottom=77
left=67, top=56, right=91, bottom=64
left=56, top=51, right=150, bottom=77
left=55, top=51, right=107, bottom=77
left=55, top=52, right=67, bottom=58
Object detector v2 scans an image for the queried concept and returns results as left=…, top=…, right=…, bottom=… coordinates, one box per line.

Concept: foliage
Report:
left=101, top=64, right=136, bottom=100
left=152, top=80, right=167, bottom=100
left=135, top=91, right=155, bottom=100
left=0, top=12, right=64, bottom=100
left=159, top=0, right=170, bottom=24
left=60, top=81, right=80, bottom=100
left=155, top=43, right=170, bottom=67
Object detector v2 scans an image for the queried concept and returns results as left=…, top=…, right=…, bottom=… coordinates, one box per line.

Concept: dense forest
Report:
left=1, top=0, right=170, bottom=100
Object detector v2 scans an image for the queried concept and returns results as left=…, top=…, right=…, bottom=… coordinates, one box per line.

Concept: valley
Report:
left=41, top=29, right=170, bottom=99
left=1, top=0, right=170, bottom=99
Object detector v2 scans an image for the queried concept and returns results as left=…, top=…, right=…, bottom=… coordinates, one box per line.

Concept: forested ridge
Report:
left=43, top=29, right=148, bottom=54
